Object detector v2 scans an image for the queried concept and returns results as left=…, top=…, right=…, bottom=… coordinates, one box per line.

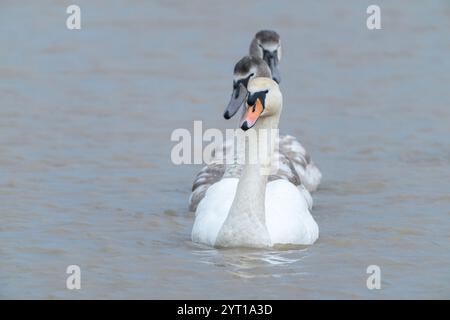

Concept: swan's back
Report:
left=189, top=134, right=321, bottom=212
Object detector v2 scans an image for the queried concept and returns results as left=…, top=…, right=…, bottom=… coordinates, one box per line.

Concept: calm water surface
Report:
left=1, top=0, right=449, bottom=299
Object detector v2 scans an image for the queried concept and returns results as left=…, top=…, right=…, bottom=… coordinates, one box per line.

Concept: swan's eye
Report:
left=235, top=73, right=254, bottom=91
left=247, top=90, right=268, bottom=107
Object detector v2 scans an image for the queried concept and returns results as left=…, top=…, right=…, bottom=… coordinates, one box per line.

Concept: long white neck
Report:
left=215, top=111, right=281, bottom=248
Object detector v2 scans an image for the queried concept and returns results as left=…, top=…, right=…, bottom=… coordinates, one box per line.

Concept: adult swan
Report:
left=191, top=77, right=319, bottom=248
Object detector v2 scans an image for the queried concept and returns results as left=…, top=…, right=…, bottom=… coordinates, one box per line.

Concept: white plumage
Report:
left=192, top=178, right=318, bottom=247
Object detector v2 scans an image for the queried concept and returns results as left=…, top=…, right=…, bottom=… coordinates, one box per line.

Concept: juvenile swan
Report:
left=249, top=30, right=282, bottom=83
left=191, top=78, right=319, bottom=248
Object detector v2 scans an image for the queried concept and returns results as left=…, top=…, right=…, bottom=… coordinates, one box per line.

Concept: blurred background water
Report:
left=0, top=0, right=449, bottom=299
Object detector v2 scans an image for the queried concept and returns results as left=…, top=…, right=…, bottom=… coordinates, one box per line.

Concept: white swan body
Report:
left=191, top=77, right=319, bottom=248
left=192, top=178, right=318, bottom=247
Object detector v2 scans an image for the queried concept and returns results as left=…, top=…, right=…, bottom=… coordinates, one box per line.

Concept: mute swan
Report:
left=189, top=47, right=321, bottom=212
left=192, top=77, right=319, bottom=247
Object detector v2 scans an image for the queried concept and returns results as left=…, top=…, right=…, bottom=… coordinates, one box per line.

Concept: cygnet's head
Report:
left=223, top=56, right=271, bottom=120
left=249, top=30, right=282, bottom=84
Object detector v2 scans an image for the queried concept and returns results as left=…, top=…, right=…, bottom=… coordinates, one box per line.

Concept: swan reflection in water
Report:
left=191, top=243, right=312, bottom=279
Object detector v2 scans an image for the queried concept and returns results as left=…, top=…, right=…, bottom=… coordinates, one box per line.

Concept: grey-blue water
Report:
left=1, top=0, right=449, bottom=299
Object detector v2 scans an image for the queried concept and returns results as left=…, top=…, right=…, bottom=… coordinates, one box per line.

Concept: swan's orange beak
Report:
left=240, top=98, right=264, bottom=131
